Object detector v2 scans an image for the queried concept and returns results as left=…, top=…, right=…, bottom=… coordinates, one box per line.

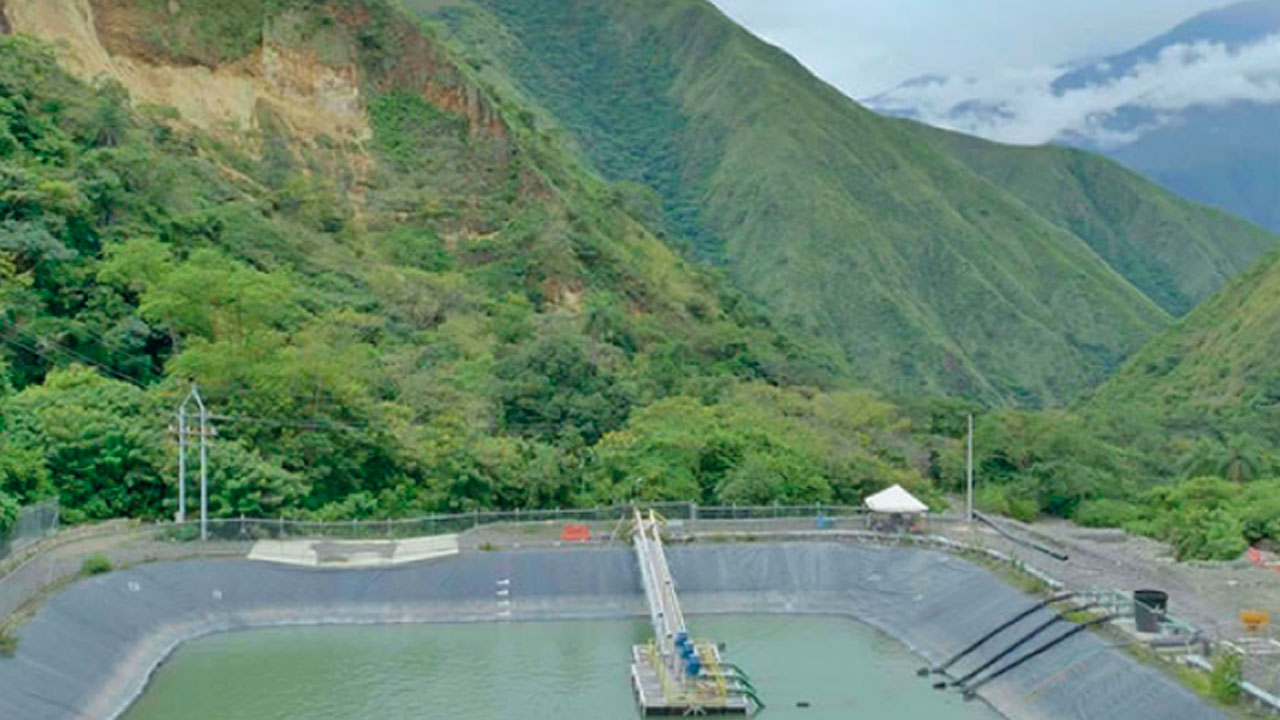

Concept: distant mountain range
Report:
left=868, top=0, right=1280, bottom=233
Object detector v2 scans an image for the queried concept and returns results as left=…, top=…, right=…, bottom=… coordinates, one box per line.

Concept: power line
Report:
left=207, top=412, right=370, bottom=433
left=0, top=330, right=147, bottom=388
left=2, top=327, right=375, bottom=433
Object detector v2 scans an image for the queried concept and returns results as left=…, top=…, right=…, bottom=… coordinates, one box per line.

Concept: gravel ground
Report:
left=942, top=517, right=1280, bottom=700
left=962, top=519, right=1280, bottom=640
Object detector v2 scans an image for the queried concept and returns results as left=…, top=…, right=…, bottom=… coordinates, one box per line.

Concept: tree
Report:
left=1223, top=434, right=1265, bottom=483
left=0, top=490, right=17, bottom=536
left=495, top=330, right=633, bottom=444
left=139, top=248, right=297, bottom=342
left=1, top=366, right=165, bottom=521
left=715, top=450, right=831, bottom=506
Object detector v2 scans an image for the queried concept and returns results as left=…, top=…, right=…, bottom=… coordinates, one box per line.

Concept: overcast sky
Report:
left=708, top=0, right=1231, bottom=97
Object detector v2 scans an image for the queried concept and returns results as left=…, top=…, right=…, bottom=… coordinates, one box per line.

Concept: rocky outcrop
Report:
left=329, top=0, right=508, bottom=140
left=3, top=0, right=509, bottom=145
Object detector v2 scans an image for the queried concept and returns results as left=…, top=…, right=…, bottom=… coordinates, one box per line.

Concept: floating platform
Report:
left=630, top=645, right=751, bottom=716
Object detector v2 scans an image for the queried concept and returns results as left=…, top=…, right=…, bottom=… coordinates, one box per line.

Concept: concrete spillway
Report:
left=0, top=542, right=1228, bottom=720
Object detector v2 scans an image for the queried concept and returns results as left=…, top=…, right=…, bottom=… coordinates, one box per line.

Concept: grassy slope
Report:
left=910, top=121, right=1277, bottom=316
left=1085, top=247, right=1280, bottom=441
left=415, top=0, right=1273, bottom=407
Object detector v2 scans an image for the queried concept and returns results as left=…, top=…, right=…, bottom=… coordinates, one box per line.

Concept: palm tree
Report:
left=1223, top=434, right=1265, bottom=484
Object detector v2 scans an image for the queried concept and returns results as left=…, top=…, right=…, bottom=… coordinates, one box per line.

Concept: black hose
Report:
left=974, top=511, right=1069, bottom=562
left=922, top=592, right=1075, bottom=675
left=963, top=615, right=1118, bottom=696
left=950, top=603, right=1099, bottom=687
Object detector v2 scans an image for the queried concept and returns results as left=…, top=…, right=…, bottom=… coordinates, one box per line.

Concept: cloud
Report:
left=868, top=33, right=1280, bottom=147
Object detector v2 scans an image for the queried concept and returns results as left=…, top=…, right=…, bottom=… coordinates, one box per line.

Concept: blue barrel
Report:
left=680, top=644, right=695, bottom=659
left=675, top=631, right=689, bottom=646
left=686, top=658, right=702, bottom=677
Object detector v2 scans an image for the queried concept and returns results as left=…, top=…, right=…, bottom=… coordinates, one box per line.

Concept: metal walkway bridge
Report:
left=629, top=509, right=761, bottom=715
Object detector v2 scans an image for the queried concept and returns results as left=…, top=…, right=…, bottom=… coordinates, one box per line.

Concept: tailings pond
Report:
left=122, top=615, right=1003, bottom=719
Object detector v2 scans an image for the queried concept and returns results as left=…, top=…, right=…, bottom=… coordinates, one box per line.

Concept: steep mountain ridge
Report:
left=0, top=0, right=916, bottom=524
left=1085, top=247, right=1280, bottom=444
left=908, top=121, right=1276, bottom=316
left=419, top=0, right=1275, bottom=407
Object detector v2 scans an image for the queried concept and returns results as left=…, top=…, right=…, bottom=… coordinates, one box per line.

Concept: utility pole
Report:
left=966, top=413, right=975, bottom=524
left=176, top=398, right=187, bottom=524
left=194, top=385, right=208, bottom=542
left=174, top=383, right=212, bottom=540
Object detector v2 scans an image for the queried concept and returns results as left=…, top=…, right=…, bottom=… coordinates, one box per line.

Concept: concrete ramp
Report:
left=247, top=534, right=459, bottom=567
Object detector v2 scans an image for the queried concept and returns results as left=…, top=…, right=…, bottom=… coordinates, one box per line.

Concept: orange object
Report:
left=1249, top=547, right=1264, bottom=565
left=1241, top=610, right=1271, bottom=632
left=560, top=523, right=591, bottom=542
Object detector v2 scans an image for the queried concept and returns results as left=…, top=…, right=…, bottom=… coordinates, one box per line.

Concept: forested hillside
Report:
left=908, top=122, right=1277, bottom=317
left=417, top=0, right=1276, bottom=407
left=0, top=0, right=927, bottom=527
left=1, top=0, right=1278, bottom=564
left=1086, top=248, right=1280, bottom=445
left=923, top=245, right=1280, bottom=561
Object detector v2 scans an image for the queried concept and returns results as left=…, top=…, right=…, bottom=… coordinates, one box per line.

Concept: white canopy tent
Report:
left=863, top=484, right=928, bottom=515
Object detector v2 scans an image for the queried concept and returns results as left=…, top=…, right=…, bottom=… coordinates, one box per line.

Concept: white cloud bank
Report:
left=868, top=33, right=1280, bottom=147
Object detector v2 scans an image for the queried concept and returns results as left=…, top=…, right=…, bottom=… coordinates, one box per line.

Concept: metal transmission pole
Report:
left=195, top=386, right=209, bottom=542
left=176, top=397, right=187, bottom=523
left=175, top=384, right=212, bottom=539
left=966, top=413, right=975, bottom=524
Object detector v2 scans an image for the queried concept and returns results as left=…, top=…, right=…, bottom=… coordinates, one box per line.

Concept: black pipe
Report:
left=919, top=592, right=1075, bottom=676
left=962, top=615, right=1118, bottom=698
left=948, top=603, right=1099, bottom=687
left=973, top=511, right=1069, bottom=562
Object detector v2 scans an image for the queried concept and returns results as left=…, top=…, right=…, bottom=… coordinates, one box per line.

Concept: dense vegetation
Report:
left=927, top=407, right=1280, bottom=560
left=916, top=243, right=1280, bottom=558
left=418, top=0, right=1276, bottom=407
left=0, top=4, right=932, bottom=528
left=911, top=123, right=1277, bottom=317
left=0, top=0, right=1277, bottom=563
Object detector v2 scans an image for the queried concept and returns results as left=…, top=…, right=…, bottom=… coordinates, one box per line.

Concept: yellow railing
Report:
left=697, top=641, right=729, bottom=701
left=648, top=640, right=687, bottom=704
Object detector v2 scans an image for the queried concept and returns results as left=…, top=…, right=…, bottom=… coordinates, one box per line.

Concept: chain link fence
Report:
left=158, top=503, right=960, bottom=543
left=0, top=500, right=59, bottom=562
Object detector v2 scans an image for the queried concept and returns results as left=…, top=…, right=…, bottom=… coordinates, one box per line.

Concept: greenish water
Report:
left=123, top=616, right=1002, bottom=719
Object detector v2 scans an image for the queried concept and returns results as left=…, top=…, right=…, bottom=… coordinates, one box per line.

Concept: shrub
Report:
left=0, top=626, right=17, bottom=657
left=80, top=554, right=113, bottom=576
left=1210, top=651, right=1243, bottom=705
left=1074, top=498, right=1141, bottom=528
left=976, top=484, right=1038, bottom=523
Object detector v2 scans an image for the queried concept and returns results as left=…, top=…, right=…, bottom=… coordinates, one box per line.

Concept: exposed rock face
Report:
left=3, top=0, right=508, bottom=144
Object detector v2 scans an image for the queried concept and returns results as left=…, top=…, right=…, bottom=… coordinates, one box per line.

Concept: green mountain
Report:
left=1085, top=247, right=1280, bottom=444
left=908, top=123, right=1276, bottom=317
left=417, top=0, right=1277, bottom=407
left=0, top=0, right=925, bottom=525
